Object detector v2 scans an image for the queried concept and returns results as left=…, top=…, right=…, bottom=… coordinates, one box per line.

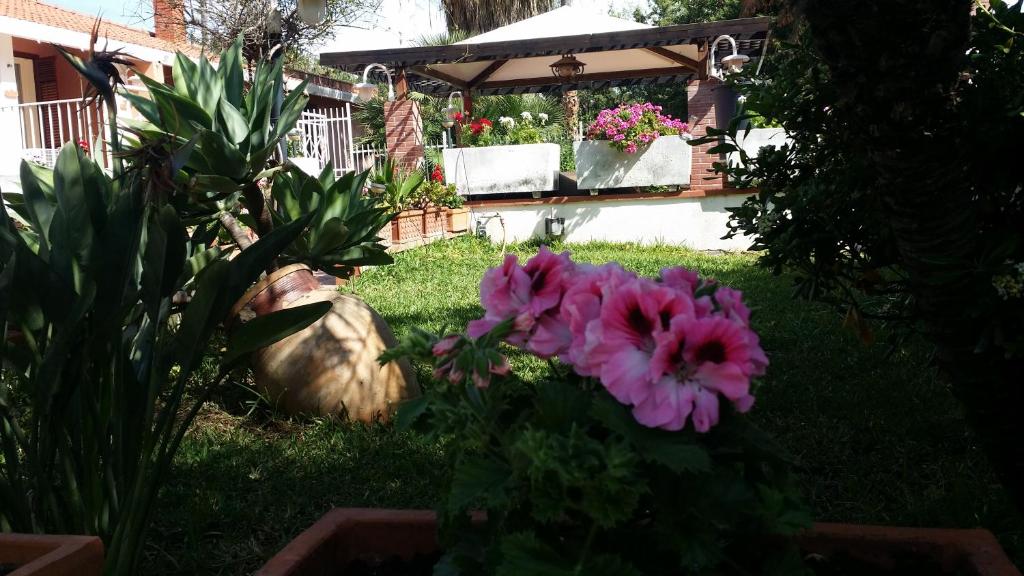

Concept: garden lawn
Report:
left=145, top=236, right=1022, bottom=575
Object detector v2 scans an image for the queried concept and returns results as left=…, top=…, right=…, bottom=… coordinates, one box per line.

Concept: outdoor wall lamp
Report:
left=545, top=216, right=565, bottom=237
left=550, top=54, right=586, bottom=81
left=442, top=91, right=463, bottom=128
left=354, top=63, right=394, bottom=103
left=709, top=35, right=749, bottom=79
left=297, top=0, right=328, bottom=25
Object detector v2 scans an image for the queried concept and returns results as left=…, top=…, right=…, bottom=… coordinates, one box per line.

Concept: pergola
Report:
left=320, top=6, right=771, bottom=100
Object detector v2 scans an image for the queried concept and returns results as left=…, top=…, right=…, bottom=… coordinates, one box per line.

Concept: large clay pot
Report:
left=231, top=264, right=419, bottom=421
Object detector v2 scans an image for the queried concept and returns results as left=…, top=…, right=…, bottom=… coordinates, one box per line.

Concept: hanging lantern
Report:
left=550, top=54, right=585, bottom=81
left=297, top=0, right=328, bottom=25
left=354, top=63, right=394, bottom=103
left=442, top=91, right=464, bottom=129
left=709, top=35, right=750, bottom=79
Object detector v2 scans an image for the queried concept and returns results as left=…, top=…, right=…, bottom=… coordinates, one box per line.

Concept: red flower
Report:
left=470, top=121, right=484, bottom=135
left=77, top=138, right=90, bottom=154
left=453, top=111, right=464, bottom=123
left=480, top=118, right=493, bottom=127
left=432, top=165, right=444, bottom=182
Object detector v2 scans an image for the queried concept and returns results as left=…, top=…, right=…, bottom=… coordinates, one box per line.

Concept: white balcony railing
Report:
left=0, top=98, right=112, bottom=170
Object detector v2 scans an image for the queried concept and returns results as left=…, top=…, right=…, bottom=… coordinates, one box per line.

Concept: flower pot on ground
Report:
left=446, top=206, right=470, bottom=233
left=0, top=534, right=103, bottom=576
left=257, top=509, right=1022, bottom=576
left=576, top=102, right=693, bottom=190
left=230, top=263, right=419, bottom=421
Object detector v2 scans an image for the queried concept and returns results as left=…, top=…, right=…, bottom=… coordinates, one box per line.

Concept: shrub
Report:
left=386, top=248, right=808, bottom=575
left=586, top=102, right=691, bottom=153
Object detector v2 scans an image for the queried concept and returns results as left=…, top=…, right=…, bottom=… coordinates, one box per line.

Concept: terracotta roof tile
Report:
left=0, top=0, right=199, bottom=57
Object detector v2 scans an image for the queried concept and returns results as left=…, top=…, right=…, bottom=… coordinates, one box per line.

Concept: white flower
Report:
left=538, top=112, right=549, bottom=125
left=498, top=116, right=515, bottom=129
left=520, top=111, right=533, bottom=121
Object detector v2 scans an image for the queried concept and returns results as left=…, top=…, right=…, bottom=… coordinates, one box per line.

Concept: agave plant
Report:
left=0, top=32, right=331, bottom=575
left=368, top=158, right=426, bottom=212
left=270, top=165, right=395, bottom=277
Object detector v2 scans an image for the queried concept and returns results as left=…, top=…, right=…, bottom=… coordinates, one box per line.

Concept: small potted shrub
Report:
left=443, top=111, right=560, bottom=197
left=575, top=102, right=693, bottom=191
left=368, top=160, right=426, bottom=247
left=424, top=165, right=468, bottom=234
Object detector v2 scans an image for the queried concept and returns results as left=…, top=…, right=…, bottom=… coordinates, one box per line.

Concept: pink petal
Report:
left=599, top=347, right=654, bottom=405
left=691, top=386, right=720, bottom=433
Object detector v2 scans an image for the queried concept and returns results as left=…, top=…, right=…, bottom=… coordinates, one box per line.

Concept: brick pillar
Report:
left=153, top=0, right=186, bottom=45
left=384, top=100, right=425, bottom=173
left=686, top=78, right=729, bottom=193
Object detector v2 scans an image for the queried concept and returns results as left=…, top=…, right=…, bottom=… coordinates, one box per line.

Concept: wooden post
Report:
left=463, top=91, right=473, bottom=118
left=395, top=68, right=410, bottom=100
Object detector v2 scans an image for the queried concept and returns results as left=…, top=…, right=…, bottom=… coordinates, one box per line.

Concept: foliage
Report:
left=0, top=44, right=328, bottom=573
left=633, top=0, right=741, bottom=25
left=696, top=0, right=1024, bottom=510
left=354, top=92, right=450, bottom=150
left=441, top=0, right=557, bottom=34
left=424, top=166, right=464, bottom=209
left=146, top=0, right=376, bottom=63
left=386, top=248, right=809, bottom=575
left=270, top=166, right=395, bottom=277
left=586, top=102, right=691, bottom=153
left=368, top=159, right=426, bottom=212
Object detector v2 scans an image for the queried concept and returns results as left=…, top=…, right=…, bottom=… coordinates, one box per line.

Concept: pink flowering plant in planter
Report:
left=383, top=247, right=810, bottom=575
left=586, top=102, right=692, bottom=154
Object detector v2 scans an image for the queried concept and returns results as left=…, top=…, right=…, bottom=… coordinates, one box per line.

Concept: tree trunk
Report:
left=562, top=90, right=579, bottom=140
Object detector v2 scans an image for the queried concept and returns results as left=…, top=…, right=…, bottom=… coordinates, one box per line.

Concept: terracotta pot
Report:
left=256, top=509, right=1022, bottom=576
left=391, top=210, right=424, bottom=247
left=0, top=534, right=103, bottom=576
left=422, top=206, right=446, bottom=238
left=378, top=219, right=393, bottom=248
left=230, top=265, right=419, bottom=421
left=446, top=207, right=470, bottom=234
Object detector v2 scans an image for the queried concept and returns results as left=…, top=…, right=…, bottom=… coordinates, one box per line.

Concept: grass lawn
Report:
left=145, top=237, right=1022, bottom=574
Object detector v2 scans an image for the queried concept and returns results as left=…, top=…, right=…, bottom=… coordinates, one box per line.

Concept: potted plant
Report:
left=575, top=102, right=693, bottom=191
left=259, top=248, right=1022, bottom=575
left=424, top=165, right=468, bottom=235
left=368, top=160, right=427, bottom=247
left=443, top=111, right=561, bottom=198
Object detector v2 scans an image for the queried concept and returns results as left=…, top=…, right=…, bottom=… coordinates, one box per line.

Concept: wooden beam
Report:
left=467, top=60, right=507, bottom=88
left=394, top=68, right=410, bottom=100
left=477, top=66, right=694, bottom=91
left=643, top=46, right=701, bottom=72
left=410, top=65, right=468, bottom=89
left=320, top=17, right=770, bottom=68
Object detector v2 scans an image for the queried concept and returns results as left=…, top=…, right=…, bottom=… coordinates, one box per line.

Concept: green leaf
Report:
left=495, top=533, right=572, bottom=576
left=591, top=395, right=711, bottom=474
left=394, top=395, right=429, bottom=431
left=172, top=51, right=199, bottom=99
left=218, top=99, right=250, bottom=146
left=449, top=456, right=511, bottom=511
left=222, top=301, right=331, bottom=367
left=219, top=37, right=244, bottom=108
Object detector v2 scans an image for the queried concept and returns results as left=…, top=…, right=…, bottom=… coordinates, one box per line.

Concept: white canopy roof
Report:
left=454, top=6, right=651, bottom=44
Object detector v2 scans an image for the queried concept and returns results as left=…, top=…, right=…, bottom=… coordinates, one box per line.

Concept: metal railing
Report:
left=0, top=98, right=112, bottom=169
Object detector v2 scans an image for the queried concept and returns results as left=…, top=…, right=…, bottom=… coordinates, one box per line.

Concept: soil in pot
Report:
left=343, top=554, right=439, bottom=576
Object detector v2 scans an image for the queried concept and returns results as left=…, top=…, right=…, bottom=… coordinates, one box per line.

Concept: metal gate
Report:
left=295, top=104, right=372, bottom=176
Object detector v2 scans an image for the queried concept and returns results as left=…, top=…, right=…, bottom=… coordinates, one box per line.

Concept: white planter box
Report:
left=574, top=136, right=692, bottom=190
left=443, top=143, right=560, bottom=196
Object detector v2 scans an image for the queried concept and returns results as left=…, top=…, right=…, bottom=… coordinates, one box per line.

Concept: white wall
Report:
left=470, top=194, right=755, bottom=251
left=0, top=33, right=21, bottom=182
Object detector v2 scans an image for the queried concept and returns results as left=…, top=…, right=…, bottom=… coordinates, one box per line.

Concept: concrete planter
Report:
left=574, top=136, right=692, bottom=190
left=258, top=509, right=1022, bottom=576
left=443, top=143, right=560, bottom=196
left=0, top=534, right=103, bottom=576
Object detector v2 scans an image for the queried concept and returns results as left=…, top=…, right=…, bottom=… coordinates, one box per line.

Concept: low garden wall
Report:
left=467, top=190, right=755, bottom=251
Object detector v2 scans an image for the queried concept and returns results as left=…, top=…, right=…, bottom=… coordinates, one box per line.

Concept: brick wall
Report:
left=153, top=0, right=186, bottom=45
left=384, top=100, right=425, bottom=173
left=686, top=78, right=729, bottom=193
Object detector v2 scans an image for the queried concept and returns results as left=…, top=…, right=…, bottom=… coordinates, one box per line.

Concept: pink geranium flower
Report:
left=560, top=263, right=637, bottom=375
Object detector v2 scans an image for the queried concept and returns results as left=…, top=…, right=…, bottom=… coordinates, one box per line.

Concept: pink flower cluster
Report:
left=466, top=248, right=768, bottom=433
left=586, top=102, right=690, bottom=154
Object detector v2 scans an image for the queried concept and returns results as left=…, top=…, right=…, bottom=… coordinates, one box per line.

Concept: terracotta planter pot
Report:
left=256, top=509, right=1022, bottom=576
left=391, top=210, right=424, bottom=247
left=0, top=534, right=103, bottom=576
left=378, top=219, right=393, bottom=248
left=230, top=265, right=419, bottom=421
left=422, top=206, right=446, bottom=238
left=446, top=207, right=470, bottom=234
